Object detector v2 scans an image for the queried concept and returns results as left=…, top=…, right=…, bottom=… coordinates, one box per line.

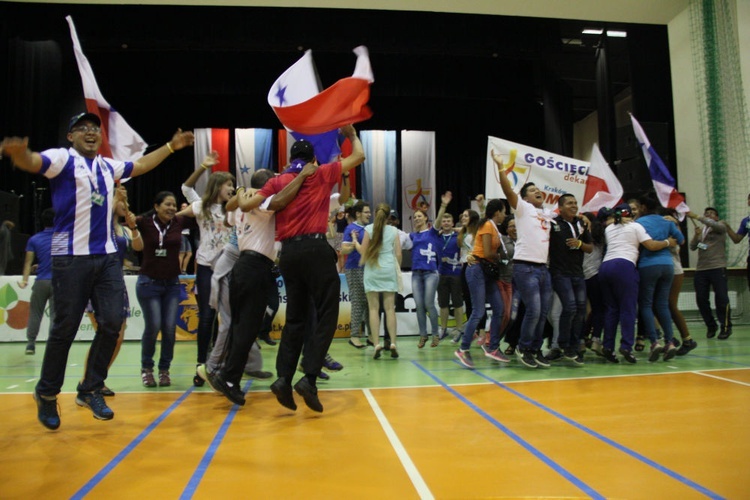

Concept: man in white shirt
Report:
left=493, top=150, right=555, bottom=369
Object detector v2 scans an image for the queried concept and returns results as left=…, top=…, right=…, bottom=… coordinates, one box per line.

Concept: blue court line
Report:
left=468, top=367, right=725, bottom=500
left=71, top=387, right=197, bottom=500
left=412, top=361, right=606, bottom=500
left=179, top=380, right=253, bottom=500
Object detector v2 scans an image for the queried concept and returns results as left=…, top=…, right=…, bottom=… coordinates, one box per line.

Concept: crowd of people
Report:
left=1, top=113, right=744, bottom=432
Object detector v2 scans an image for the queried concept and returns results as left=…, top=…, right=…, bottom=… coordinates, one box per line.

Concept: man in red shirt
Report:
left=240, top=125, right=364, bottom=412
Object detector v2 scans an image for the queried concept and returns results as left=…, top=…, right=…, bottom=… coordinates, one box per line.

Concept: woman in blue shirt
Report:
left=635, top=193, right=685, bottom=361
left=410, top=192, right=450, bottom=348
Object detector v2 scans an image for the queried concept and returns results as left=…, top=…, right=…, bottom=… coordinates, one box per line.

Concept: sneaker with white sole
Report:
left=76, top=391, right=114, bottom=420
left=454, top=349, right=475, bottom=369
left=484, top=348, right=510, bottom=363
left=515, top=348, right=538, bottom=368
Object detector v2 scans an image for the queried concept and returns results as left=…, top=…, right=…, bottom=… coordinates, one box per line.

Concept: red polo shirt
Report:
left=259, top=161, right=342, bottom=241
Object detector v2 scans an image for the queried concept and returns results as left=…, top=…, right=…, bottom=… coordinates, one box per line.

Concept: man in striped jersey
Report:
left=1, top=113, right=194, bottom=430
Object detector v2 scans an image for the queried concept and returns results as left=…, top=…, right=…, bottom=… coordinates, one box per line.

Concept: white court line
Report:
left=693, top=371, right=750, bottom=387
left=7, top=385, right=18, bottom=389
left=363, top=388, right=434, bottom=500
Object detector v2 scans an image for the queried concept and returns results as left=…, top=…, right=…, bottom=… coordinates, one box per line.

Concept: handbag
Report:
left=476, top=257, right=500, bottom=281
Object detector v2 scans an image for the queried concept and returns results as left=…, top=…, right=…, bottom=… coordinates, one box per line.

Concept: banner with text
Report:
left=485, top=137, right=590, bottom=208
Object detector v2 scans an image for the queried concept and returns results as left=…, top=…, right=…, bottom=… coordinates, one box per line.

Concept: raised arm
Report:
left=1, top=137, right=43, bottom=173
left=435, top=191, right=452, bottom=227
left=339, top=172, right=352, bottom=205
left=183, top=150, right=219, bottom=189
left=491, top=149, right=518, bottom=209
left=339, top=125, right=365, bottom=174
left=131, top=129, right=194, bottom=178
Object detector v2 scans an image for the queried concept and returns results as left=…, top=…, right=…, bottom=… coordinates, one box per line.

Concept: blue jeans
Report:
left=411, top=269, right=439, bottom=336
left=514, top=262, right=553, bottom=352
left=461, top=264, right=504, bottom=351
left=137, top=275, right=181, bottom=371
left=195, top=264, right=217, bottom=364
left=552, top=274, right=587, bottom=350
left=638, top=264, right=675, bottom=344
left=36, top=254, right=124, bottom=396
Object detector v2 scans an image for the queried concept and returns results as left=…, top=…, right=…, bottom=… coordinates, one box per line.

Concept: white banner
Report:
left=401, top=130, right=436, bottom=231
left=485, top=136, right=592, bottom=209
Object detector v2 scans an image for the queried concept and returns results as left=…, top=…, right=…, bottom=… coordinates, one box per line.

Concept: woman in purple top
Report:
left=410, top=192, right=450, bottom=348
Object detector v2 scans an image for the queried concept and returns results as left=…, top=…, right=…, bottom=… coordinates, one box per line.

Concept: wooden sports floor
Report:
left=1, top=325, right=748, bottom=499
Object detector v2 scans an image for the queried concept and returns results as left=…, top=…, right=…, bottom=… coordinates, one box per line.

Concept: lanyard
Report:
left=152, top=214, right=172, bottom=249
left=441, top=231, right=454, bottom=252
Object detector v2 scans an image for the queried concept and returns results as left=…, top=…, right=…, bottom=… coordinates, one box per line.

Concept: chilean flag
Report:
left=580, top=143, right=623, bottom=213
left=267, top=46, right=374, bottom=135
left=66, top=16, right=147, bottom=162
left=631, top=114, right=690, bottom=219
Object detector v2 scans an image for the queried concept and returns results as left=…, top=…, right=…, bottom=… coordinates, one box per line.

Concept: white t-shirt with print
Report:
left=513, top=198, right=554, bottom=264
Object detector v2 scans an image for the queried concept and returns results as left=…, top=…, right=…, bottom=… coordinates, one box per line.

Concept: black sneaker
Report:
left=563, top=347, right=578, bottom=360
left=676, top=339, right=697, bottom=356
left=213, top=372, right=246, bottom=406
left=34, top=391, right=60, bottom=430
left=515, top=348, right=538, bottom=368
left=706, top=326, right=718, bottom=339
left=25, top=343, right=35, bottom=355
left=602, top=347, right=620, bottom=364
left=618, top=348, right=637, bottom=364
left=546, top=347, right=563, bottom=361
left=718, top=327, right=733, bottom=340
left=76, top=391, right=114, bottom=420
left=535, top=351, right=551, bottom=368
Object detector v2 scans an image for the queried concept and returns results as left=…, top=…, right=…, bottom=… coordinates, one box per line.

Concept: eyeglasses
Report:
left=71, top=125, right=101, bottom=134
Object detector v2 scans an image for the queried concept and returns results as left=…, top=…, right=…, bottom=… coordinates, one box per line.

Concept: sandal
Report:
left=417, top=336, right=427, bottom=349
left=634, top=336, right=645, bottom=352
left=141, top=369, right=156, bottom=388
left=431, top=335, right=440, bottom=348
left=504, top=345, right=515, bottom=356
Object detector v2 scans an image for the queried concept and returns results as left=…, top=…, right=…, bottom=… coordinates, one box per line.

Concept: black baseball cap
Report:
left=388, top=209, right=399, bottom=220
left=290, top=139, right=314, bottom=162
left=68, top=112, right=101, bottom=132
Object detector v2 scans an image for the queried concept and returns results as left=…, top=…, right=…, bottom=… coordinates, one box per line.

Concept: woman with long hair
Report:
left=409, top=192, right=450, bottom=348
left=454, top=199, right=511, bottom=368
left=341, top=201, right=372, bottom=348
left=360, top=203, right=402, bottom=359
left=180, top=152, right=234, bottom=385
left=455, top=208, right=486, bottom=344
left=137, top=191, right=190, bottom=387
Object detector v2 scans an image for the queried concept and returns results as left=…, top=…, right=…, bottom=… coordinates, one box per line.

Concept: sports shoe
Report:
left=648, top=342, right=664, bottom=362
left=484, top=348, right=510, bottom=363
left=25, top=343, right=35, bottom=355
left=590, top=338, right=604, bottom=356
left=34, top=391, right=60, bottom=430
left=245, top=370, right=273, bottom=380
left=438, top=328, right=450, bottom=341
left=198, top=364, right=220, bottom=393
left=213, top=371, right=246, bottom=406
left=454, top=349, right=475, bottom=369
left=516, top=348, right=538, bottom=368
left=417, top=336, right=427, bottom=348
left=76, top=391, right=114, bottom=420
left=618, top=348, right=637, bottom=364
left=100, top=386, right=115, bottom=397
left=718, top=326, right=733, bottom=340
left=193, top=365, right=205, bottom=387
left=535, top=351, right=551, bottom=368
left=158, top=370, right=171, bottom=387
left=706, top=326, right=718, bottom=339
left=318, top=371, right=330, bottom=381
left=601, top=347, right=620, bottom=364
left=676, top=339, right=697, bottom=356
left=663, top=343, right=677, bottom=361
left=546, top=347, right=563, bottom=361
left=563, top=347, right=579, bottom=361
left=572, top=353, right=585, bottom=366
left=390, top=344, right=399, bottom=359
left=141, top=369, right=157, bottom=388
left=323, top=354, right=343, bottom=371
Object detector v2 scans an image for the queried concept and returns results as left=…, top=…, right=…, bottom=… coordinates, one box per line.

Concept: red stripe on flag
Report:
left=277, top=130, right=288, bottom=172
left=211, top=128, right=230, bottom=172
left=272, top=78, right=372, bottom=135
left=582, top=174, right=608, bottom=206
left=85, top=99, right=112, bottom=159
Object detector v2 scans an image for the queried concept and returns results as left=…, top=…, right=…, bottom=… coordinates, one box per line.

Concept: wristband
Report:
left=200, top=163, right=209, bottom=170
left=576, top=240, right=582, bottom=249
left=166, top=142, right=175, bottom=154
left=664, top=239, right=670, bottom=248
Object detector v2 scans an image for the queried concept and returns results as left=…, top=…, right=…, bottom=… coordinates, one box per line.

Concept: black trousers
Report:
left=224, top=252, right=276, bottom=385
left=276, top=239, right=340, bottom=380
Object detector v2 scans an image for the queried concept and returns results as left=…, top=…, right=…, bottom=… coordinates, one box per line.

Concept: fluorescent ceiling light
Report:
left=582, top=28, right=603, bottom=35
left=607, top=30, right=628, bottom=37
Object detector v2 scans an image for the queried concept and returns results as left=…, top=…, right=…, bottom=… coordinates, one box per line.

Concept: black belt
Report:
left=240, top=249, right=274, bottom=265
left=513, top=259, right=546, bottom=267
left=281, top=233, right=326, bottom=245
